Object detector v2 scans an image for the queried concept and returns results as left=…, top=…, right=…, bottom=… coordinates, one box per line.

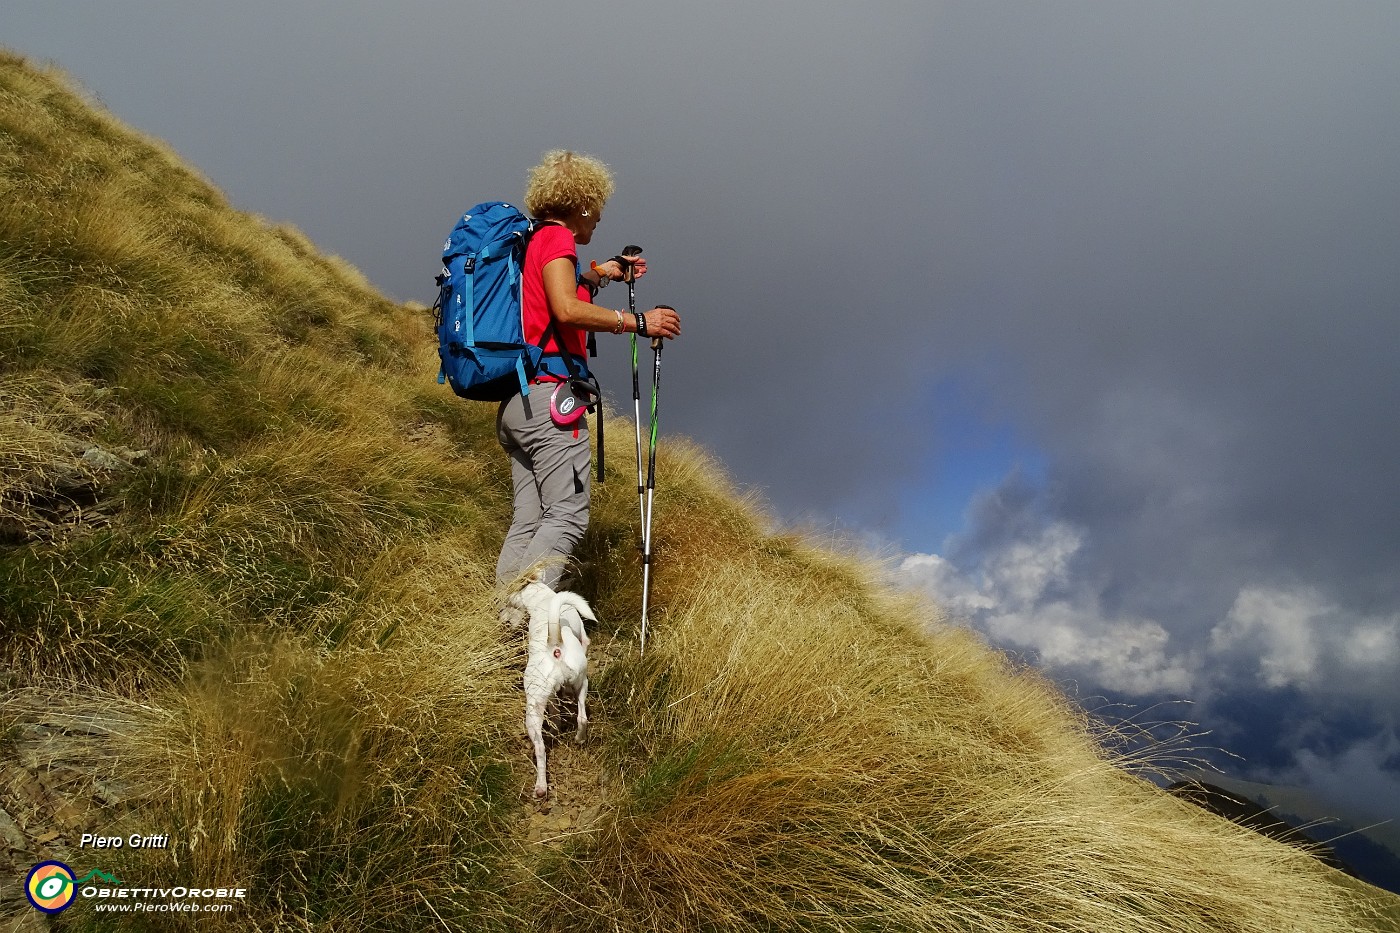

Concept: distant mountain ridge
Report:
left=1175, top=771, right=1400, bottom=895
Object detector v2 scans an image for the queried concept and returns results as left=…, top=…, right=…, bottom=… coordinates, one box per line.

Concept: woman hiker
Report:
left=495, top=150, right=681, bottom=589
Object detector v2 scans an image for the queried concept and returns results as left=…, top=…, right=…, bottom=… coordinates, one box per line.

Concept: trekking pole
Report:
left=639, top=307, right=672, bottom=656
left=619, top=245, right=646, bottom=541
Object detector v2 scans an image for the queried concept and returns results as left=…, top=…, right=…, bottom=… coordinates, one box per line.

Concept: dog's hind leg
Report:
left=574, top=676, right=589, bottom=743
left=526, top=698, right=550, bottom=797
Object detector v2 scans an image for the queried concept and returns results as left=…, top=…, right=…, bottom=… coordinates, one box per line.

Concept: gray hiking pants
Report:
left=494, top=386, right=591, bottom=588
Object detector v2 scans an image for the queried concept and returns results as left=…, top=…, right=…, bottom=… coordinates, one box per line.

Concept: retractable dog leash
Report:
left=548, top=380, right=589, bottom=428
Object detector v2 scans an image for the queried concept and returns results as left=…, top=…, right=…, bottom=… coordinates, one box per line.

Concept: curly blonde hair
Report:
left=523, top=149, right=615, bottom=219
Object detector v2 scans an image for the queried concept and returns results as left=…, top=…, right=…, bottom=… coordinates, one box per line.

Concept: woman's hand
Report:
left=593, top=255, right=648, bottom=283
left=642, top=305, right=681, bottom=339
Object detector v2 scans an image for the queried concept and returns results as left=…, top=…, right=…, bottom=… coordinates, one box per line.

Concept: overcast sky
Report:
left=7, top=2, right=1399, bottom=832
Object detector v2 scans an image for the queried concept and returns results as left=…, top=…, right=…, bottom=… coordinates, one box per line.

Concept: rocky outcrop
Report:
left=0, top=433, right=147, bottom=547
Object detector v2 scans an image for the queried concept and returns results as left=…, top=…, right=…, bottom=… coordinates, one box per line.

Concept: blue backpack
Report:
left=433, top=201, right=592, bottom=402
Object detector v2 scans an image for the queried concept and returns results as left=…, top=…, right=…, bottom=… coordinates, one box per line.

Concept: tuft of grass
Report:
left=109, top=623, right=522, bottom=931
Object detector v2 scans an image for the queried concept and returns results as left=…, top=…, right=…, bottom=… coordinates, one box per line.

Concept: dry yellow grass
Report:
left=2, top=48, right=1397, bottom=932
left=536, top=547, right=1377, bottom=932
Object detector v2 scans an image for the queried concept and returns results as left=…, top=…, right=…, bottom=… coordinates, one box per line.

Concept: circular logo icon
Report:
left=26, top=861, right=77, bottom=913
left=549, top=382, right=586, bottom=427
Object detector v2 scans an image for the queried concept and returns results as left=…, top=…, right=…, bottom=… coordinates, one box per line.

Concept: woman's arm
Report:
left=543, top=257, right=681, bottom=338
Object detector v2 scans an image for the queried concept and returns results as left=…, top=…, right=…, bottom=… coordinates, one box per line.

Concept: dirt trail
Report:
left=512, top=630, right=628, bottom=847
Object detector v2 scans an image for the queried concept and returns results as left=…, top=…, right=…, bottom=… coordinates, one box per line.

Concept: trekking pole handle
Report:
left=646, top=303, right=675, bottom=350
left=618, top=245, right=643, bottom=284
left=649, top=301, right=677, bottom=344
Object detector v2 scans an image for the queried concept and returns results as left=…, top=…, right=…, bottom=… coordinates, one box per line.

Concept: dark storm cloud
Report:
left=8, top=0, right=947, bottom=511
left=897, top=5, right=1400, bottom=829
left=913, top=4, right=1400, bottom=613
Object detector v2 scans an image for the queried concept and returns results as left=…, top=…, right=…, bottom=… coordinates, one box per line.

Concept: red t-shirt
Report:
left=521, top=223, right=588, bottom=379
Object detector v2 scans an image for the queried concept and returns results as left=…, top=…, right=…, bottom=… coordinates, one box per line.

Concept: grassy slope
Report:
left=2, top=51, right=1397, bottom=932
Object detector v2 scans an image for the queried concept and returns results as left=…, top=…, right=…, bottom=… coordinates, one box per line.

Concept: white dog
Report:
left=507, top=579, right=594, bottom=798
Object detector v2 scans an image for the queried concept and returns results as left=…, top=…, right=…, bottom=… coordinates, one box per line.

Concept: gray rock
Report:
left=80, top=447, right=131, bottom=471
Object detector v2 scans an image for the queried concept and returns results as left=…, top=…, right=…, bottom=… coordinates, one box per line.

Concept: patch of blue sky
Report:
left=895, top=374, right=1047, bottom=554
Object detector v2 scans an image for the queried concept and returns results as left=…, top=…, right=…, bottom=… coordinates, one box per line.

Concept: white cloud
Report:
left=1209, top=585, right=1400, bottom=693
left=901, top=535, right=1400, bottom=833
left=982, top=523, right=1081, bottom=606
left=896, top=553, right=996, bottom=615
left=898, top=523, right=1196, bottom=696
left=1210, top=586, right=1325, bottom=688
left=900, top=512, right=1400, bottom=709
left=983, top=603, right=1196, bottom=695
left=1343, top=621, right=1400, bottom=670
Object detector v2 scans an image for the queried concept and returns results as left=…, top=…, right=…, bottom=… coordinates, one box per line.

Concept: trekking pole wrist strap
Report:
left=612, top=254, right=631, bottom=283
left=635, top=312, right=648, bottom=337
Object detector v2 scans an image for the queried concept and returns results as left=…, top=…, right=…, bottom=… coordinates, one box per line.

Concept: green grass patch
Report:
left=0, top=534, right=231, bottom=683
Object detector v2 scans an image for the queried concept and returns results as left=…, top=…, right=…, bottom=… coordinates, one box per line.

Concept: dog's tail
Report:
left=552, top=591, right=596, bottom=625
left=548, top=591, right=595, bottom=649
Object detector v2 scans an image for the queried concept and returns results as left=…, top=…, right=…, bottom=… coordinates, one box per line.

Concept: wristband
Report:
left=635, top=312, right=647, bottom=337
